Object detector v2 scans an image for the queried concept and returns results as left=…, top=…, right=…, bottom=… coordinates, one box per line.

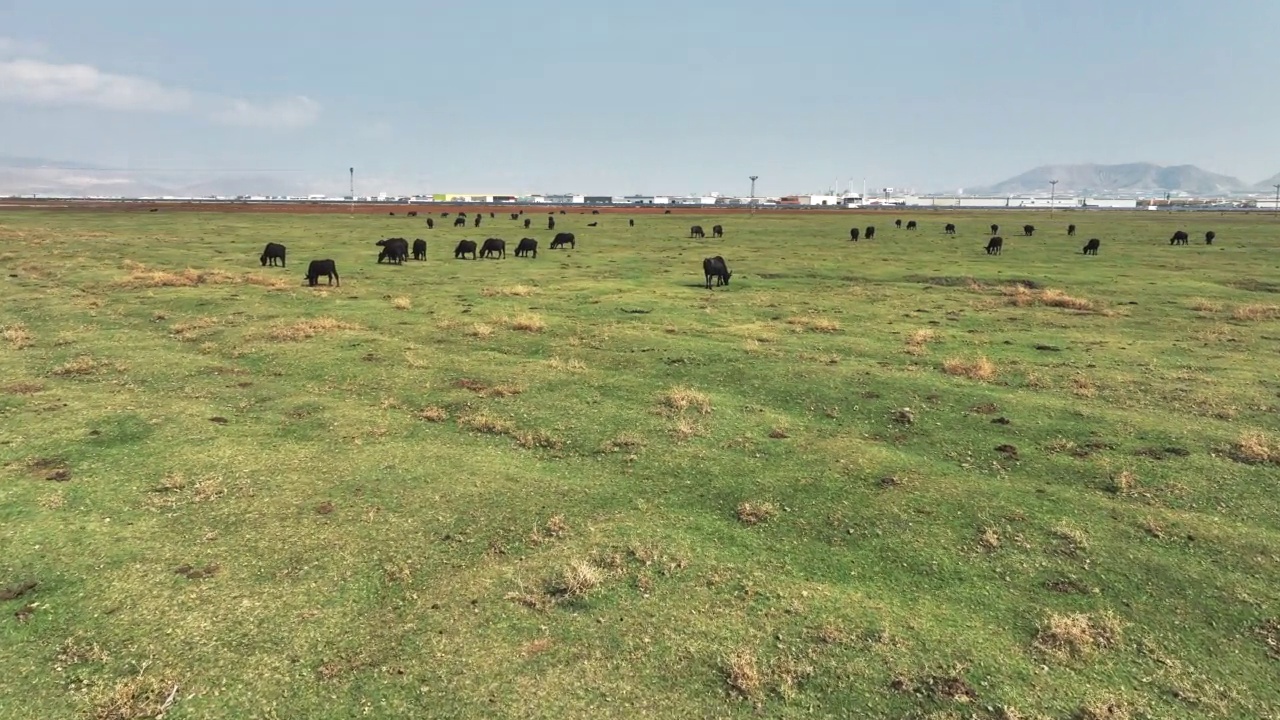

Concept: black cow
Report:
left=550, top=232, right=576, bottom=250
left=480, top=238, right=506, bottom=259
left=426, top=218, right=435, bottom=229
left=376, top=237, right=409, bottom=265
left=985, top=236, right=1003, bottom=255
left=906, top=220, right=917, bottom=230
left=524, top=218, right=532, bottom=229
left=388, top=212, right=395, bottom=216
left=850, top=227, right=860, bottom=241
left=1067, top=224, right=1076, bottom=236
left=865, top=226, right=876, bottom=240
left=664, top=210, right=671, bottom=214
left=712, top=224, right=724, bottom=238
left=454, top=216, right=466, bottom=227
left=510, top=213, right=519, bottom=221
left=489, top=212, right=495, bottom=219
left=944, top=223, right=956, bottom=235
left=454, top=240, right=477, bottom=260
left=703, top=256, right=731, bottom=289
left=1023, top=224, right=1035, bottom=237
left=1170, top=230, right=1189, bottom=245
left=548, top=217, right=556, bottom=230
left=459, top=212, right=467, bottom=218
left=260, top=242, right=286, bottom=267
left=441, top=212, right=450, bottom=217
left=690, top=225, right=705, bottom=238
left=412, top=239, right=427, bottom=261
left=591, top=210, right=600, bottom=215
left=515, top=238, right=538, bottom=259
left=587, top=222, right=598, bottom=227
left=895, top=219, right=903, bottom=229
left=1082, top=238, right=1100, bottom=255
left=474, top=215, right=482, bottom=228
left=559, top=210, right=566, bottom=215
left=1205, top=230, right=1216, bottom=245
left=305, top=259, right=339, bottom=286
left=408, top=211, right=418, bottom=217
left=990, top=224, right=999, bottom=235
left=629, top=218, right=635, bottom=227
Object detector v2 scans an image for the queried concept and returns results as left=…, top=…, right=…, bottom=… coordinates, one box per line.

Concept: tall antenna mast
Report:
left=349, top=167, right=354, bottom=216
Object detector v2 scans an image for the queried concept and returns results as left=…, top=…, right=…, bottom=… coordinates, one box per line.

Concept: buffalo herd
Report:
left=852, top=219, right=1218, bottom=258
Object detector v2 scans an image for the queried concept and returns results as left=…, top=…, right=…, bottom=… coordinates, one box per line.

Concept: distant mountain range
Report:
left=969, top=163, right=1280, bottom=196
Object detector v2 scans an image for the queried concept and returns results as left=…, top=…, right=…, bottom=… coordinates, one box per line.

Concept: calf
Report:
left=906, top=220, right=917, bottom=230
left=454, top=216, right=466, bottom=227
left=515, top=238, right=538, bottom=259
left=550, top=232, right=576, bottom=250
left=489, top=212, right=495, bottom=218
left=305, top=259, right=339, bottom=286
left=524, top=218, right=532, bottom=229
left=454, top=240, right=477, bottom=260
left=412, top=238, right=427, bottom=261
left=850, top=227, right=860, bottom=241
left=703, top=255, right=732, bottom=289
left=1023, top=224, right=1035, bottom=237
left=1082, top=238, right=1100, bottom=255
left=1067, top=224, right=1076, bottom=236
left=985, top=236, right=1003, bottom=255
left=376, top=237, right=409, bottom=265
left=990, top=223, right=999, bottom=235
left=480, top=237, right=506, bottom=259
left=510, top=213, right=519, bottom=221
left=712, top=224, right=724, bottom=238
left=426, top=218, right=435, bottom=229
left=690, top=225, right=705, bottom=238
left=944, top=223, right=956, bottom=235
left=1170, top=230, right=1189, bottom=245
left=1205, top=230, right=1216, bottom=245
left=260, top=242, right=286, bottom=267
left=865, top=226, right=876, bottom=240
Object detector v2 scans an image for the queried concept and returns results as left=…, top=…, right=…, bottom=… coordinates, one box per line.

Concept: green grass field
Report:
left=2, top=208, right=1279, bottom=719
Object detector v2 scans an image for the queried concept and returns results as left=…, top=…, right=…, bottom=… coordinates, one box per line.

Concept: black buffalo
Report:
left=489, top=212, right=495, bottom=219
left=305, top=259, right=339, bottom=286
left=510, top=213, right=519, bottom=221
left=1170, top=230, right=1189, bottom=245
left=1082, top=238, right=1100, bottom=255
left=441, top=212, right=450, bottom=217
left=906, top=220, right=917, bottom=230
left=1205, top=230, right=1216, bottom=245
left=850, top=227, right=860, bottom=241
left=454, top=216, right=466, bottom=227
left=944, top=223, right=956, bottom=235
left=1023, top=224, right=1035, bottom=237
left=474, top=215, right=482, bottom=228
left=515, top=238, right=538, bottom=259
left=990, top=223, right=999, bottom=235
left=550, top=232, right=576, bottom=250
left=865, top=226, right=876, bottom=240
left=480, top=238, right=506, bottom=259
left=703, top=256, right=731, bottom=289
left=548, top=217, right=556, bottom=230
left=458, top=212, right=467, bottom=218
left=629, top=218, right=635, bottom=227
left=895, top=219, right=903, bottom=229
left=524, top=218, right=531, bottom=229
left=986, top=236, right=1003, bottom=255
left=426, top=218, right=435, bottom=229
left=388, top=212, right=395, bottom=216
left=690, top=225, right=705, bottom=238
left=376, top=237, right=409, bottom=265
left=712, top=224, right=724, bottom=238
left=412, top=239, right=427, bottom=261
left=1067, top=224, right=1076, bottom=236
left=454, top=240, right=477, bottom=260
left=260, top=242, right=286, bottom=267
left=587, top=221, right=598, bottom=227
left=591, top=210, right=600, bottom=215
left=408, top=211, right=418, bottom=217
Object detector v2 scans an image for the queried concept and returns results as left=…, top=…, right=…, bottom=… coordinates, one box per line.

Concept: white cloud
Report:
left=0, top=48, right=319, bottom=129
left=0, top=37, right=46, bottom=59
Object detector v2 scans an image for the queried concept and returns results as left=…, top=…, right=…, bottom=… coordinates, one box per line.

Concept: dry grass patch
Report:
left=514, top=429, right=564, bottom=450
left=736, top=501, right=778, bottom=526
left=51, top=355, right=103, bottom=376
left=265, top=317, right=360, bottom=342
left=1187, top=297, right=1222, bottom=313
left=417, top=406, right=449, bottom=423
left=1231, top=303, right=1280, bottom=321
left=1075, top=698, right=1131, bottom=720
left=2, top=381, right=44, bottom=395
left=1035, top=611, right=1123, bottom=660
left=671, top=418, right=705, bottom=442
left=390, top=296, right=412, bottom=310
left=1108, top=470, right=1138, bottom=496
left=3, top=323, right=33, bottom=349
left=1229, top=430, right=1279, bottom=464
left=547, top=356, right=587, bottom=372
left=241, top=274, right=290, bottom=289
left=657, top=386, right=712, bottom=415
left=977, top=526, right=1001, bottom=551
left=550, top=560, right=603, bottom=599
left=942, top=356, right=997, bottom=382
left=600, top=432, right=646, bottom=453
left=89, top=671, right=181, bottom=720
left=904, top=328, right=937, bottom=355
left=481, top=284, right=537, bottom=297
left=786, top=316, right=841, bottom=333
left=170, top=316, right=220, bottom=340
left=508, top=313, right=547, bottom=332
left=1071, top=375, right=1097, bottom=398
left=465, top=322, right=495, bottom=338
left=1002, top=285, right=1099, bottom=312
left=458, top=412, right=515, bottom=435
left=722, top=648, right=764, bottom=700
left=1051, top=522, right=1090, bottom=557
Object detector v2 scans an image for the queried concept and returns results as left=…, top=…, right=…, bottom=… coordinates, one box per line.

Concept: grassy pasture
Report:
left=1, top=207, right=1279, bottom=719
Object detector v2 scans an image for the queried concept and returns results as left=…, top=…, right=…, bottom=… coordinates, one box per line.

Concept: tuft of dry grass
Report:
left=942, top=356, right=997, bottom=382
left=1035, top=611, right=1123, bottom=660
left=508, top=313, right=547, bottom=333
left=657, top=386, right=712, bottom=415
left=736, top=501, right=778, bottom=526
left=458, top=412, right=515, bottom=436
left=1108, top=470, right=1138, bottom=495
left=89, top=671, right=181, bottom=720
left=551, top=560, right=603, bottom=599
left=1231, top=303, right=1280, bottom=321
left=786, top=316, right=841, bottom=333
left=1002, top=285, right=1098, bottom=312
left=481, top=284, right=537, bottom=297
left=1187, top=297, right=1222, bottom=313
left=514, top=429, right=564, bottom=450
left=600, top=432, right=646, bottom=453
left=266, top=317, right=360, bottom=342
left=466, top=323, right=495, bottom=338
left=723, top=648, right=764, bottom=700
left=671, top=418, right=704, bottom=442
left=3, top=323, right=33, bottom=349
left=547, top=356, right=588, bottom=372
left=169, top=316, right=220, bottom=340
left=1230, top=430, right=1279, bottom=464
left=1075, top=698, right=1132, bottom=720
left=391, top=296, right=412, bottom=310
left=417, top=406, right=449, bottom=423
left=904, top=328, right=937, bottom=355
left=2, top=381, right=44, bottom=395
left=978, top=526, right=1001, bottom=551
left=1051, top=522, right=1090, bottom=556
left=51, top=355, right=102, bottom=376
left=1071, top=375, right=1097, bottom=398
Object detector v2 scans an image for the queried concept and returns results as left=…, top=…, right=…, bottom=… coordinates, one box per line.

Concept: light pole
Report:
left=749, top=175, right=758, bottom=217
left=1049, top=179, right=1058, bottom=217
left=1273, top=183, right=1279, bottom=217
left=349, top=167, right=355, bottom=216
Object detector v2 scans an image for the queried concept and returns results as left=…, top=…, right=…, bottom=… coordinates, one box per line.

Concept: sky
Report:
left=0, top=0, right=1277, bottom=196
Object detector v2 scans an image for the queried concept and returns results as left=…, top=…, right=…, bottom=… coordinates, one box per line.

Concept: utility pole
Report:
left=1273, top=183, right=1279, bottom=217
left=749, top=175, right=758, bottom=217
left=1049, top=179, right=1058, bottom=217
left=349, top=167, right=355, bottom=216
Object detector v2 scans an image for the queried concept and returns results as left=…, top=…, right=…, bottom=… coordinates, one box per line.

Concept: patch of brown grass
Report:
left=465, top=322, right=495, bottom=338
left=1002, top=285, right=1098, bottom=312
left=89, top=671, right=181, bottom=720
left=458, top=412, right=515, bottom=435
left=2, top=381, right=44, bottom=395
left=1108, top=470, right=1138, bottom=496
left=514, top=429, right=564, bottom=450
left=1231, top=303, right=1280, bottom=321
left=736, top=501, right=777, bottom=526
left=1035, top=611, right=1123, bottom=660
left=481, top=284, right=536, bottom=297
left=1230, top=430, right=1279, bottom=464
left=390, top=296, right=412, bottom=310
left=241, top=274, right=290, bottom=289
left=657, top=386, right=712, bottom=415
left=1256, top=618, right=1280, bottom=660
left=1071, top=375, right=1097, bottom=398
left=671, top=418, right=705, bottom=442
left=600, top=432, right=646, bottom=453
left=978, top=526, right=1001, bottom=551
left=723, top=648, right=764, bottom=700
left=1075, top=698, right=1131, bottom=720
left=1187, top=297, right=1221, bottom=313
left=786, top=316, right=840, bottom=333
left=942, top=356, right=997, bottom=382
left=265, top=317, right=360, bottom=342
left=547, top=356, right=587, bottom=372
left=550, top=560, right=603, bottom=599
left=904, top=328, right=937, bottom=355
left=417, top=406, right=449, bottom=423
left=170, top=316, right=220, bottom=340
left=1051, top=522, right=1090, bottom=556
left=3, top=323, right=33, bottom=349
left=521, top=638, right=553, bottom=657
left=50, top=355, right=103, bottom=376
left=508, top=313, right=547, bottom=332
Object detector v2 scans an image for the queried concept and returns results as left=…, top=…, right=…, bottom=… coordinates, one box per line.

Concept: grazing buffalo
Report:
left=985, top=236, right=1004, bottom=255
left=388, top=212, right=395, bottom=216
left=524, top=218, right=532, bottom=229
left=865, top=226, right=876, bottom=240
left=489, top=212, right=495, bottom=219
left=690, top=225, right=706, bottom=238
left=712, top=224, right=724, bottom=238
left=441, top=212, right=450, bottom=217
left=944, top=223, right=956, bottom=235
left=591, top=210, right=600, bottom=215
left=1023, top=224, right=1035, bottom=237
left=990, top=223, right=999, bottom=235
left=1067, top=224, right=1076, bottom=236
left=474, top=215, right=482, bottom=228
left=703, top=256, right=732, bottom=289
left=412, top=239, right=427, bottom=261
left=1082, top=238, right=1100, bottom=255
left=510, top=213, right=519, bottom=221
left=305, top=259, right=339, bottom=286
left=664, top=210, right=671, bottom=214
left=1170, top=230, right=1189, bottom=245
left=408, top=211, right=418, bottom=217
left=480, top=238, right=506, bottom=259
left=1205, top=230, right=1216, bottom=245
left=906, top=220, right=917, bottom=230
left=454, top=216, right=466, bottom=227
left=548, top=217, right=556, bottom=230
left=550, top=232, right=576, bottom=250
left=587, top=221, right=598, bottom=227
left=560, top=210, right=566, bottom=214
left=426, top=218, right=435, bottom=229
left=850, top=227, right=860, bottom=241
left=376, top=237, right=409, bottom=265
left=454, top=240, right=478, bottom=260
left=515, top=238, right=538, bottom=259
left=260, top=242, right=286, bottom=267
left=895, top=219, right=903, bottom=229
left=459, top=212, right=467, bottom=218
left=629, top=218, right=635, bottom=227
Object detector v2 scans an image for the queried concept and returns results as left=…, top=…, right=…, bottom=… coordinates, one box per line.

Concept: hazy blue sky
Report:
left=0, top=0, right=1275, bottom=195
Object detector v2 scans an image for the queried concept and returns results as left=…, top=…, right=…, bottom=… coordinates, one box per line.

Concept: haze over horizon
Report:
left=1, top=0, right=1275, bottom=196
